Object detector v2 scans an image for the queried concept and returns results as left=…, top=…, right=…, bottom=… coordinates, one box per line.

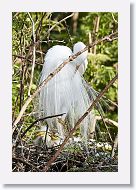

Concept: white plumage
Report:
left=38, top=42, right=95, bottom=144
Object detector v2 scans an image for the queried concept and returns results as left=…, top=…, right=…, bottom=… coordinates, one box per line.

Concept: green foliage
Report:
left=12, top=12, right=118, bottom=140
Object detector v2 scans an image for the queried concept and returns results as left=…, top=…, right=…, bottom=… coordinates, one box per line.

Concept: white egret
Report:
left=37, top=42, right=96, bottom=145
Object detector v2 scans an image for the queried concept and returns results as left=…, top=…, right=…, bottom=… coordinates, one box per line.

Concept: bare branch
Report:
left=47, top=13, right=74, bottom=35
left=40, top=40, right=66, bottom=44
left=72, top=12, right=79, bottom=33
left=111, top=13, right=118, bottom=24
left=13, top=113, right=66, bottom=149
left=111, top=133, right=118, bottom=157
left=92, top=15, right=100, bottom=54
left=96, top=116, right=118, bottom=128
left=35, top=12, right=47, bottom=38
left=12, top=54, right=43, bottom=66
left=27, top=12, right=36, bottom=96
left=88, top=32, right=92, bottom=53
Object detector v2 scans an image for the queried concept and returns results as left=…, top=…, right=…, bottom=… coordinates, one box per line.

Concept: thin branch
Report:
left=47, top=13, right=74, bottom=35
left=12, top=31, right=118, bottom=130
left=13, top=12, right=20, bottom=18
left=27, top=12, right=36, bottom=96
left=40, top=40, right=66, bottom=44
left=64, top=20, right=73, bottom=46
left=19, top=63, right=25, bottom=111
left=111, top=133, right=118, bottom=157
left=97, top=111, right=113, bottom=142
left=111, top=13, right=118, bottom=24
left=88, top=32, right=92, bottom=53
left=88, top=87, right=114, bottom=141
left=72, top=12, right=79, bottom=33
left=12, top=55, right=42, bottom=65
left=92, top=15, right=100, bottom=54
left=21, top=113, right=66, bottom=139
left=35, top=12, right=47, bottom=39
left=46, top=13, right=52, bottom=46
left=13, top=113, right=66, bottom=148
left=43, top=74, right=118, bottom=171
left=96, top=116, right=118, bottom=128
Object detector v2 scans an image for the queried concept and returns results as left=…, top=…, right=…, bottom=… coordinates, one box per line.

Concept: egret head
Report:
left=73, top=42, right=88, bottom=75
left=73, top=42, right=88, bottom=62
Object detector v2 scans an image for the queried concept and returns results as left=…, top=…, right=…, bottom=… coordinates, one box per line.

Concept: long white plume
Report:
left=38, top=42, right=95, bottom=142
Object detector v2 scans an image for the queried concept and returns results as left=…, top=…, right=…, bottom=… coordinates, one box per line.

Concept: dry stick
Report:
left=95, top=116, right=118, bottom=128
left=88, top=32, right=92, bottom=53
left=43, top=74, right=118, bottom=172
left=13, top=12, right=20, bottom=18
left=19, top=24, right=25, bottom=111
left=40, top=40, right=65, bottom=44
left=12, top=32, right=118, bottom=131
left=19, top=62, right=25, bottom=111
left=98, top=109, right=113, bottom=142
left=72, top=12, right=79, bottom=33
left=47, top=13, right=74, bottom=35
left=12, top=55, right=42, bottom=66
left=111, top=13, right=118, bottom=24
left=111, top=133, right=118, bottom=158
left=35, top=12, right=47, bottom=39
left=28, top=13, right=36, bottom=96
left=13, top=113, right=66, bottom=149
left=92, top=16, right=100, bottom=54
left=64, top=20, right=73, bottom=46
left=20, top=113, right=66, bottom=140
left=46, top=13, right=52, bottom=47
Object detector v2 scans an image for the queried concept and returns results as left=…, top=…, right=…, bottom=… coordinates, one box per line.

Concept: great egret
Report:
left=37, top=42, right=96, bottom=146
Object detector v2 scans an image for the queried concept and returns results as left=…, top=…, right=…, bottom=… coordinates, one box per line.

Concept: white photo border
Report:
left=0, top=0, right=130, bottom=184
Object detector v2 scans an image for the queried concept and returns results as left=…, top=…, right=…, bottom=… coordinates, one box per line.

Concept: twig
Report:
left=43, top=74, right=118, bottom=171
left=72, top=12, right=79, bottom=33
left=64, top=20, right=73, bottom=46
left=111, top=133, right=118, bottom=157
left=46, top=13, right=52, bottom=47
left=35, top=12, right=47, bottom=40
left=12, top=54, right=42, bottom=65
left=13, top=12, right=20, bottom=18
left=92, top=16, right=100, bottom=54
left=97, top=111, right=113, bottom=142
left=12, top=32, right=118, bottom=130
left=40, top=40, right=66, bottom=44
left=88, top=88, right=113, bottom=141
left=96, top=116, right=118, bottom=128
left=19, top=23, right=26, bottom=111
left=47, top=13, right=74, bottom=35
left=111, top=13, right=118, bottom=24
left=27, top=12, right=36, bottom=96
left=15, top=113, right=66, bottom=148
left=19, top=63, right=25, bottom=111
left=57, top=118, right=70, bottom=134
left=12, top=91, right=20, bottom=122
left=88, top=32, right=92, bottom=53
